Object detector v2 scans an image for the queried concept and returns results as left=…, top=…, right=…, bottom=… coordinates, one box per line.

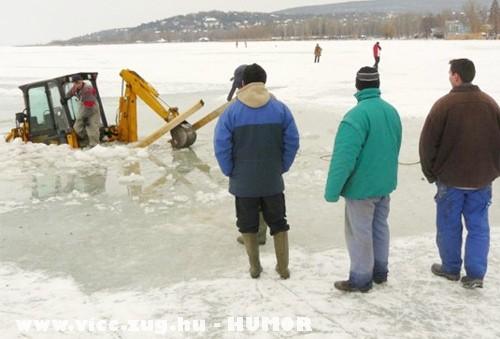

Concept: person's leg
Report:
left=372, top=196, right=390, bottom=283
left=261, top=193, right=289, bottom=235
left=85, top=106, right=100, bottom=147
left=261, top=193, right=290, bottom=279
left=343, top=198, right=376, bottom=290
left=257, top=212, right=268, bottom=244
left=463, top=185, right=492, bottom=280
left=235, top=197, right=262, bottom=278
left=435, top=183, right=465, bottom=275
left=236, top=211, right=267, bottom=245
left=73, top=115, right=86, bottom=139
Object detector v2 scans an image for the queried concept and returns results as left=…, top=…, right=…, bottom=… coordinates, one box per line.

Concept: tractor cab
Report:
left=14, top=72, right=109, bottom=146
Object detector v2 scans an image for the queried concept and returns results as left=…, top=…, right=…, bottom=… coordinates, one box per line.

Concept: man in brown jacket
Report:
left=419, top=58, right=500, bottom=289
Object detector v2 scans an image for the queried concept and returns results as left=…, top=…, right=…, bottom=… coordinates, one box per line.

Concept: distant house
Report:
left=445, top=20, right=469, bottom=36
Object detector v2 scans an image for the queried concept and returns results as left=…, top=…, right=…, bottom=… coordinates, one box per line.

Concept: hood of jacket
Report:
left=237, top=82, right=271, bottom=108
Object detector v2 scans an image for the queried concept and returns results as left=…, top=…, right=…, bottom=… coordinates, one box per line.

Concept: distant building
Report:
left=445, top=20, right=469, bottom=36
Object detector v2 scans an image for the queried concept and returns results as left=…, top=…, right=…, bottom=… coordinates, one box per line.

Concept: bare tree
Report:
left=464, top=0, right=482, bottom=33
left=489, top=0, right=500, bottom=36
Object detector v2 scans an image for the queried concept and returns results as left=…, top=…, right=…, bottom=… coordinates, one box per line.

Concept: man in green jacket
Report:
left=325, top=67, right=402, bottom=292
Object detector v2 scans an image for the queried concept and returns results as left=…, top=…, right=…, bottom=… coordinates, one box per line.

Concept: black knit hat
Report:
left=356, top=67, right=380, bottom=91
left=243, top=63, right=267, bottom=85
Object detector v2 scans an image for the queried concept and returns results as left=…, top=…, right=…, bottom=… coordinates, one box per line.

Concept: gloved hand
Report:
left=83, top=117, right=89, bottom=126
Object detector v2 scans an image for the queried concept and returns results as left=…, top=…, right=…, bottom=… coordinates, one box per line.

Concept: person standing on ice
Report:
left=419, top=59, right=500, bottom=289
left=228, top=65, right=270, bottom=246
left=65, top=75, right=100, bottom=147
left=324, top=67, right=402, bottom=292
left=215, top=63, right=299, bottom=279
left=314, top=43, right=322, bottom=63
left=373, top=42, right=382, bottom=70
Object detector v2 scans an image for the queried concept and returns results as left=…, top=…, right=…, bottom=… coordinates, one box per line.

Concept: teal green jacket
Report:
left=325, top=88, right=402, bottom=202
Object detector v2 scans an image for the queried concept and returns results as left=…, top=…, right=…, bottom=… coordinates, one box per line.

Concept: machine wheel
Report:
left=170, top=122, right=197, bottom=149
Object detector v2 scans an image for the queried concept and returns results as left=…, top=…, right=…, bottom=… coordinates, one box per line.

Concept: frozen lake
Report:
left=1, top=40, right=500, bottom=338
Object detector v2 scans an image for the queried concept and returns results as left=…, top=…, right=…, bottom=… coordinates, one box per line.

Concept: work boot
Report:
left=237, top=214, right=267, bottom=245
left=241, top=233, right=263, bottom=279
left=373, top=276, right=387, bottom=285
left=273, top=231, right=290, bottom=279
left=334, top=280, right=371, bottom=293
left=461, top=276, right=483, bottom=289
left=431, top=263, right=460, bottom=281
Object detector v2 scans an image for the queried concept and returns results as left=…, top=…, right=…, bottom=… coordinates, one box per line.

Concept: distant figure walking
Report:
left=314, top=43, right=322, bottom=63
left=373, top=42, right=382, bottom=69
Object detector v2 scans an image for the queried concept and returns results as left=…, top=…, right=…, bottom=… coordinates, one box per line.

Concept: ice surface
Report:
left=0, top=41, right=499, bottom=338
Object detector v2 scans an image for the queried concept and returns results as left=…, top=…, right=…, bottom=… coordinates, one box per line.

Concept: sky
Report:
left=0, top=0, right=350, bottom=46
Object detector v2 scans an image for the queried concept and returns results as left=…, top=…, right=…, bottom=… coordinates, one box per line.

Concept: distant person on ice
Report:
left=65, top=74, right=100, bottom=148
left=215, top=63, right=300, bottom=279
left=373, top=42, right=382, bottom=69
left=324, top=67, right=402, bottom=293
left=419, top=58, right=500, bottom=289
left=314, top=43, right=322, bottom=63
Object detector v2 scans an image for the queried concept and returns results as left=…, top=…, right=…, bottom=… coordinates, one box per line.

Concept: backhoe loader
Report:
left=4, top=70, right=228, bottom=148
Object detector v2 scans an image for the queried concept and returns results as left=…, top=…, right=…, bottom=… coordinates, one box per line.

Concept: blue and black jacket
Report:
left=214, top=82, right=300, bottom=197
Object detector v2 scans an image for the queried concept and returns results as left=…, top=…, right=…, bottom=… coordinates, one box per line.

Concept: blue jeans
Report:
left=345, top=196, right=390, bottom=289
left=435, top=183, right=492, bottom=279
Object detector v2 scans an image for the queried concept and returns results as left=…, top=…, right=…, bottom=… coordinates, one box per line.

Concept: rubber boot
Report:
left=237, top=213, right=267, bottom=245
left=242, top=233, right=263, bottom=279
left=273, top=231, right=290, bottom=279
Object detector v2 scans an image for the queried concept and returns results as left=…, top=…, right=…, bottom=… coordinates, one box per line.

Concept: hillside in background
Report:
left=48, top=0, right=499, bottom=45
left=276, top=0, right=492, bottom=15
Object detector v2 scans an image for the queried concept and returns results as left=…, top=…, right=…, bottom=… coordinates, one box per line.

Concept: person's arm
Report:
left=64, top=84, right=77, bottom=100
left=419, top=103, right=442, bottom=183
left=214, top=108, right=234, bottom=176
left=282, top=105, right=300, bottom=173
left=324, top=121, right=365, bottom=202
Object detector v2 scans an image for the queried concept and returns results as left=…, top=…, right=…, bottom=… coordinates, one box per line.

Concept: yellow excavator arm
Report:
left=117, top=69, right=204, bottom=145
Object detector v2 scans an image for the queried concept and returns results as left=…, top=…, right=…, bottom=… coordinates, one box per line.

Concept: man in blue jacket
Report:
left=227, top=64, right=269, bottom=246
left=214, top=63, right=300, bottom=279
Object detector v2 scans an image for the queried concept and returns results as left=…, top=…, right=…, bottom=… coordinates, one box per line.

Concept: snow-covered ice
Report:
left=0, top=41, right=499, bottom=338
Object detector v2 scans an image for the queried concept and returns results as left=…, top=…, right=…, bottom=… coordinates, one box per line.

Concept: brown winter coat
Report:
left=419, top=84, right=500, bottom=188
left=314, top=45, right=322, bottom=56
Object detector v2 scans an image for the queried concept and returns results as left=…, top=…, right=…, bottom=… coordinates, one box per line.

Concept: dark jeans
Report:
left=314, top=56, right=320, bottom=63
left=235, top=193, right=290, bottom=236
left=373, top=56, right=380, bottom=69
